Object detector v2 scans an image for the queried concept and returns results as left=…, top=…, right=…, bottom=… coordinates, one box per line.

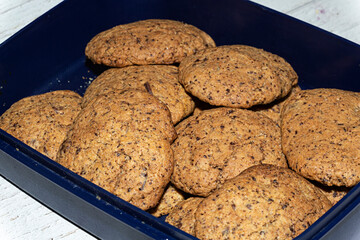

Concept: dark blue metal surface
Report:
left=0, top=0, right=360, bottom=239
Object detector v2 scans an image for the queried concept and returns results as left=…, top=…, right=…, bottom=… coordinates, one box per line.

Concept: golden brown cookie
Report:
left=252, top=84, right=301, bottom=125
left=165, top=197, right=203, bottom=236
left=56, top=90, right=176, bottom=210
left=195, top=164, right=332, bottom=240
left=281, top=88, right=360, bottom=187
left=311, top=181, right=350, bottom=206
left=171, top=107, right=287, bottom=197
left=85, top=19, right=216, bottom=67
left=179, top=45, right=298, bottom=108
left=82, top=65, right=195, bottom=124
left=0, top=90, right=82, bottom=160
left=148, top=183, right=186, bottom=217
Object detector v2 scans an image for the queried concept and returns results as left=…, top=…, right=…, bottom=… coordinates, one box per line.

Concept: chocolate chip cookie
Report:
left=281, top=88, right=360, bottom=187
left=148, top=183, right=186, bottom=217
left=179, top=45, right=298, bottom=108
left=165, top=197, right=204, bottom=236
left=82, top=65, right=195, bottom=124
left=311, top=181, right=350, bottom=206
left=195, top=164, right=332, bottom=240
left=0, top=90, right=82, bottom=160
left=85, top=19, right=216, bottom=67
left=56, top=89, right=176, bottom=210
left=171, top=107, right=287, bottom=196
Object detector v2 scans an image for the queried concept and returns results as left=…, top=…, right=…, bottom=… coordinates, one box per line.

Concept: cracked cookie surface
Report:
left=85, top=19, right=216, bottom=67
left=311, top=181, right=350, bottom=206
left=281, top=88, right=360, bottom=187
left=195, top=164, right=332, bottom=240
left=179, top=45, right=298, bottom=108
left=171, top=107, right=287, bottom=197
left=83, top=65, right=194, bottom=124
left=0, top=90, right=82, bottom=160
left=56, top=90, right=176, bottom=210
left=148, top=183, right=186, bottom=217
left=166, top=197, right=204, bottom=236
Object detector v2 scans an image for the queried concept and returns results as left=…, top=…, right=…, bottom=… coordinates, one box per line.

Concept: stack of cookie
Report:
left=57, top=19, right=216, bottom=210
left=1, top=18, right=360, bottom=239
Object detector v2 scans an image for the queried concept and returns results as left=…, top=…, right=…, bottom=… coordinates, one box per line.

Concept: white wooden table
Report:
left=0, top=0, right=359, bottom=239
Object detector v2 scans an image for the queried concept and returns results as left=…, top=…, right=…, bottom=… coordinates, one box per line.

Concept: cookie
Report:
left=311, top=181, right=350, bottom=206
left=148, top=183, right=186, bottom=217
left=281, top=88, right=360, bottom=187
left=179, top=45, right=298, bottom=108
left=165, top=197, right=204, bottom=236
left=0, top=90, right=82, bottom=160
left=252, top=84, right=301, bottom=125
left=82, top=65, right=195, bottom=124
left=195, top=164, right=332, bottom=240
left=56, top=90, right=176, bottom=210
left=85, top=19, right=216, bottom=67
left=171, top=107, right=287, bottom=197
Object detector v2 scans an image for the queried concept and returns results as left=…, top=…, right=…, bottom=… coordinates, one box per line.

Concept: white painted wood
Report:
left=0, top=0, right=359, bottom=239
left=252, top=0, right=360, bottom=44
left=0, top=0, right=63, bottom=44
left=0, top=177, right=95, bottom=240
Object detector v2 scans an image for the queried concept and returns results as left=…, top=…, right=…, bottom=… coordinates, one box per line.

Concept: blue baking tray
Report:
left=1, top=0, right=360, bottom=239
